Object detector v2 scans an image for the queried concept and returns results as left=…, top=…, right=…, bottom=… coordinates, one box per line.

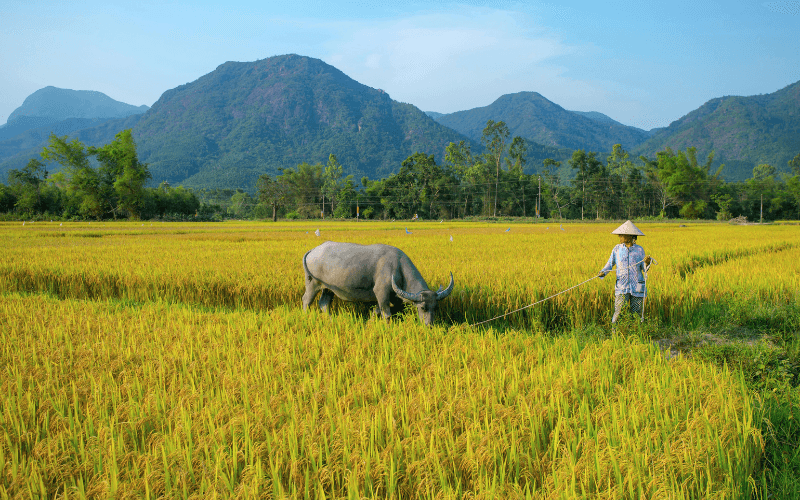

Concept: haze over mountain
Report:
left=5, top=86, right=148, bottom=123
left=634, top=80, right=800, bottom=180
left=432, top=92, right=652, bottom=153
left=0, top=87, right=148, bottom=142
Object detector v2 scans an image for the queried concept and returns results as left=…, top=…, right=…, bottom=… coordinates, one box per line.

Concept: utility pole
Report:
left=537, top=176, right=541, bottom=218
left=581, top=179, right=585, bottom=220
left=760, top=194, right=763, bottom=224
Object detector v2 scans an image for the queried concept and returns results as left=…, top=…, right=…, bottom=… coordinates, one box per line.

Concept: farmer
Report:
left=598, top=220, right=652, bottom=324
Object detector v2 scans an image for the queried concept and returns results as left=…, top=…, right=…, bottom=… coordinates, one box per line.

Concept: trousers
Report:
left=612, top=293, right=644, bottom=323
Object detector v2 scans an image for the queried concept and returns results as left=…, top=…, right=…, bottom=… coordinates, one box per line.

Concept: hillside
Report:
left=434, top=92, right=651, bottom=153
left=635, top=81, right=800, bottom=179
left=128, top=54, right=477, bottom=188
left=568, top=110, right=659, bottom=137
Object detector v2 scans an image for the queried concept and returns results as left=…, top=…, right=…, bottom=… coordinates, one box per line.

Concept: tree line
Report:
left=0, top=130, right=203, bottom=221
left=257, top=121, right=800, bottom=222
left=2, top=123, right=800, bottom=222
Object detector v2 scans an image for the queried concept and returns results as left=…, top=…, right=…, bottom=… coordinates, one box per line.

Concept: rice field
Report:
left=2, top=220, right=797, bottom=498
left=1, top=221, right=798, bottom=328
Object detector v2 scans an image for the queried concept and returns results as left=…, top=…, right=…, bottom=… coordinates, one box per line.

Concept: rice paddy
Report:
left=1, top=220, right=797, bottom=498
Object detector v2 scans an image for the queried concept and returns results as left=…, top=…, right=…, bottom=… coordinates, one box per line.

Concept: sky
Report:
left=1, top=0, right=798, bottom=130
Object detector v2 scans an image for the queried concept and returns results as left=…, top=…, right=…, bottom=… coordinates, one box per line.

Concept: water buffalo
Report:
left=302, top=241, right=454, bottom=325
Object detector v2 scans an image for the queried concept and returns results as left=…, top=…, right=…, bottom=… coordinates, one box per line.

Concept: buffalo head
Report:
left=391, top=272, right=454, bottom=326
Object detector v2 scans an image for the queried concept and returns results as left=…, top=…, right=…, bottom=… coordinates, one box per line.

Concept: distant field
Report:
left=2, top=220, right=796, bottom=497
left=1, top=220, right=798, bottom=327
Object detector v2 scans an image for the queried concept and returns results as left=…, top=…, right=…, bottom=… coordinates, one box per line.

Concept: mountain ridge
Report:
left=433, top=92, right=651, bottom=153
left=634, top=80, right=800, bottom=179
left=5, top=86, right=148, bottom=124
left=1, top=59, right=798, bottom=186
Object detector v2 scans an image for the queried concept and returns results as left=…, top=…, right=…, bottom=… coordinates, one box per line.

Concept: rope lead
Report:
left=469, top=257, right=656, bottom=328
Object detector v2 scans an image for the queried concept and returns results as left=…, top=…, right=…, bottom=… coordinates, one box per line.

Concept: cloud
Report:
left=318, top=8, right=590, bottom=112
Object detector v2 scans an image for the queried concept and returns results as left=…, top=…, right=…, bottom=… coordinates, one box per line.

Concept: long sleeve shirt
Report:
left=600, top=243, right=649, bottom=297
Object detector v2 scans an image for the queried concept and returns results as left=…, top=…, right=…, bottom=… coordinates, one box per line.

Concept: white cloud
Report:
left=315, top=8, right=592, bottom=112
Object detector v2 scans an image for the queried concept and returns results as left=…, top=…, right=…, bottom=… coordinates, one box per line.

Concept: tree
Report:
left=606, top=144, right=642, bottom=218
left=40, top=134, right=105, bottom=218
left=655, top=147, right=716, bottom=219
left=481, top=120, right=509, bottom=217
left=0, top=183, right=16, bottom=213
left=228, top=190, right=254, bottom=218
left=641, top=154, right=674, bottom=217
left=91, top=129, right=151, bottom=219
left=789, top=153, right=800, bottom=175
left=279, top=162, right=323, bottom=218
left=753, top=163, right=776, bottom=181
left=257, top=174, right=288, bottom=221
left=445, top=141, right=476, bottom=218
left=333, top=176, right=357, bottom=218
left=322, top=154, right=344, bottom=217
left=542, top=158, right=567, bottom=219
left=7, top=158, right=48, bottom=213
left=506, top=137, right=529, bottom=216
left=569, top=150, right=603, bottom=220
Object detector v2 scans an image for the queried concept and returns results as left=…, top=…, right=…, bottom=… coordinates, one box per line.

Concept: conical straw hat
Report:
left=611, top=220, right=645, bottom=236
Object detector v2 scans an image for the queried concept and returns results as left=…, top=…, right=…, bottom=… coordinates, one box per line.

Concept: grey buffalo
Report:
left=302, top=241, right=454, bottom=325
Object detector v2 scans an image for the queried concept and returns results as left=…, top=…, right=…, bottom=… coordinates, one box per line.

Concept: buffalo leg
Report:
left=302, top=283, right=320, bottom=310
left=371, top=289, right=391, bottom=320
left=318, top=289, right=335, bottom=314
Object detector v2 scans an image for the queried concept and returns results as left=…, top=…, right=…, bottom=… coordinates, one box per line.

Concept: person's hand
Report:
left=644, top=255, right=652, bottom=266
left=598, top=271, right=606, bottom=278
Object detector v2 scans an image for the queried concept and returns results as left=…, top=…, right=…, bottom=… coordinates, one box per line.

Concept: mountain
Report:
left=634, top=81, right=800, bottom=180
left=568, top=110, right=660, bottom=137
left=433, top=92, right=651, bottom=153
left=0, top=87, right=149, bottom=172
left=127, top=54, right=477, bottom=188
left=0, top=56, right=473, bottom=188
left=0, top=115, right=144, bottom=176
left=569, top=110, right=619, bottom=125
left=4, top=86, right=148, bottom=124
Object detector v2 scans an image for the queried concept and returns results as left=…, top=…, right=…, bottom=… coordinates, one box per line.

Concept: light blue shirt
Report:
left=601, top=243, right=649, bottom=297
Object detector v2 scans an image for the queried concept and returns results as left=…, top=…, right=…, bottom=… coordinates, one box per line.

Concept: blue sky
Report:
left=1, top=0, right=798, bottom=130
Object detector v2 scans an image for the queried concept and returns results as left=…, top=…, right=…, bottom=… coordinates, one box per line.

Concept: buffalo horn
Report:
left=392, top=275, right=423, bottom=302
left=436, top=272, right=455, bottom=300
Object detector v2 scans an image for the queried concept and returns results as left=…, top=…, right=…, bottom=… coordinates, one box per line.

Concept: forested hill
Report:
left=0, top=87, right=148, bottom=144
left=432, top=92, right=651, bottom=152
left=128, top=54, right=474, bottom=189
left=634, top=80, right=800, bottom=180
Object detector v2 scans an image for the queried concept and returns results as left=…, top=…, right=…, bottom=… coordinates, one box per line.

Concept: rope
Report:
left=469, top=257, right=656, bottom=328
